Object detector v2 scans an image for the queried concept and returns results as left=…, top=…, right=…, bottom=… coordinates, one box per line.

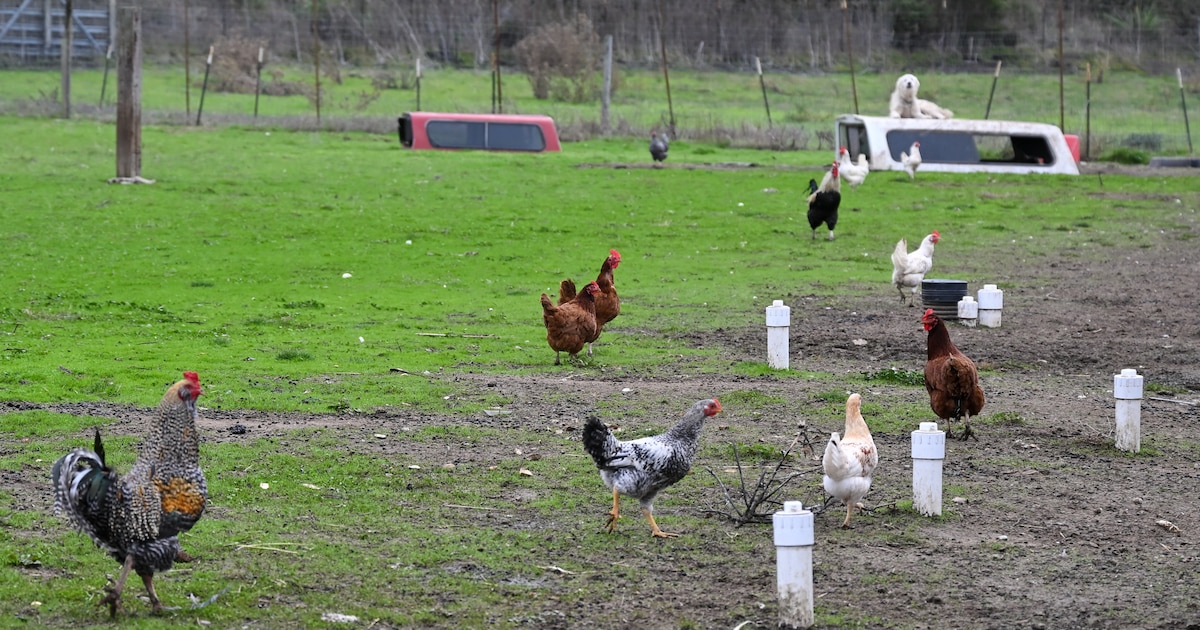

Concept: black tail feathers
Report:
left=582, top=416, right=612, bottom=468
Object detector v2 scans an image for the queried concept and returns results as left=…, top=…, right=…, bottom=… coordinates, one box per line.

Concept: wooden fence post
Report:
left=113, top=6, right=147, bottom=183
left=60, top=0, right=72, bottom=118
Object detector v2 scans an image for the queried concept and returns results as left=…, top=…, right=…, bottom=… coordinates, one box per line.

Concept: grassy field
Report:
left=1, top=115, right=1197, bottom=627
left=0, top=64, right=1194, bottom=153
left=0, top=115, right=1181, bottom=413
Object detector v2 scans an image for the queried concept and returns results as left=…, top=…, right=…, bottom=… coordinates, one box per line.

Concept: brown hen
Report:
left=541, top=281, right=599, bottom=365
left=558, top=249, right=621, bottom=356
left=923, top=309, right=985, bottom=440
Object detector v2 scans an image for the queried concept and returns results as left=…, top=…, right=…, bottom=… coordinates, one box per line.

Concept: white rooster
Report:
left=891, top=231, right=940, bottom=306
left=837, top=146, right=870, bottom=188
left=822, top=393, right=878, bottom=529
left=901, top=141, right=922, bottom=179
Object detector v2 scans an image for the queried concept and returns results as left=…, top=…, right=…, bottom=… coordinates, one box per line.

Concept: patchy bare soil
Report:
left=6, top=206, right=1200, bottom=629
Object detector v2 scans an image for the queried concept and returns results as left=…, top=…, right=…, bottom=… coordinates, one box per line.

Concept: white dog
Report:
left=889, top=74, right=953, bottom=120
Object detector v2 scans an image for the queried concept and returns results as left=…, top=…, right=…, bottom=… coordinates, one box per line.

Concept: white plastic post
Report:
left=977, top=284, right=1004, bottom=328
left=957, top=295, right=978, bottom=328
left=765, top=300, right=791, bottom=370
left=773, top=501, right=814, bottom=629
left=1114, top=368, right=1143, bottom=453
left=911, top=422, right=945, bottom=517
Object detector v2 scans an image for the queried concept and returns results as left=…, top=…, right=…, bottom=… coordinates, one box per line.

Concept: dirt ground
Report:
left=6, top=180, right=1199, bottom=629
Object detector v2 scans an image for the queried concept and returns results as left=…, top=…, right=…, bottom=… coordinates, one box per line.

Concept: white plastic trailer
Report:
left=835, top=114, right=1080, bottom=175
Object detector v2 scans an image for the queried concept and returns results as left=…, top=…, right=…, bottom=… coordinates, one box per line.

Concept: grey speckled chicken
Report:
left=51, top=372, right=207, bottom=617
left=583, top=398, right=722, bottom=538
left=649, top=132, right=669, bottom=162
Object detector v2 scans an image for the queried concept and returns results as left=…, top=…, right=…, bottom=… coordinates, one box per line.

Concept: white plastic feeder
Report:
left=911, top=422, right=945, bottom=517
left=773, top=501, right=814, bottom=629
left=977, top=284, right=1003, bottom=328
left=765, top=300, right=791, bottom=370
left=957, top=295, right=978, bottom=328
left=1114, top=368, right=1143, bottom=453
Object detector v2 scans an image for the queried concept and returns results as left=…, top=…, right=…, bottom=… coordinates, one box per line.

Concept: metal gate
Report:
left=0, top=0, right=110, bottom=60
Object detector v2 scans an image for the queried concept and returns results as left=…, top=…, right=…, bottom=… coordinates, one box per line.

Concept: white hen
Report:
left=891, top=231, right=940, bottom=306
left=901, top=141, right=922, bottom=179
left=837, top=146, right=870, bottom=188
left=822, top=393, right=878, bottom=528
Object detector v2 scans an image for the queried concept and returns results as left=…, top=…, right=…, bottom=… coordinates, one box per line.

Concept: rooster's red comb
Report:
left=923, top=308, right=935, bottom=317
left=183, top=371, right=200, bottom=386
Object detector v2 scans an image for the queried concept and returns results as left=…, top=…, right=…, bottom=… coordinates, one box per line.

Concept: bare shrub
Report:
left=513, top=14, right=615, bottom=103
left=208, top=35, right=267, bottom=94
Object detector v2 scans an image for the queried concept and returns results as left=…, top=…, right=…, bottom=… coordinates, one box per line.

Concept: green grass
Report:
left=0, top=66, right=1194, bottom=151
left=1, top=116, right=1193, bottom=413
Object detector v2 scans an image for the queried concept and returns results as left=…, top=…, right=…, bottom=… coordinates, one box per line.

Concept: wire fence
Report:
left=1, top=0, right=1197, bottom=154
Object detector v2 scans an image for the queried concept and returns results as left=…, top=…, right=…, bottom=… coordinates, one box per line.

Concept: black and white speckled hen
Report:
left=582, top=398, right=722, bottom=538
left=51, top=372, right=207, bottom=617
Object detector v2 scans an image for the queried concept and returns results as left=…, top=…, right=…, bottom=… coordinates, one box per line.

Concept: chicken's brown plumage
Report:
left=558, top=250, right=621, bottom=356
left=542, top=281, right=599, bottom=365
left=923, top=309, right=985, bottom=440
left=51, top=372, right=207, bottom=617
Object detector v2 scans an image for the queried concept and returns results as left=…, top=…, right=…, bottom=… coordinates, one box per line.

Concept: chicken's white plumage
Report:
left=837, top=146, right=869, bottom=188
left=891, top=231, right=939, bottom=306
left=901, top=141, right=922, bottom=179
left=822, top=393, right=878, bottom=528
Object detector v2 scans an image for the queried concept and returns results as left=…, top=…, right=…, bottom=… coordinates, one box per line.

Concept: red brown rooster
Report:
left=558, top=249, right=621, bottom=356
left=541, top=281, right=600, bottom=365
left=922, top=308, right=985, bottom=440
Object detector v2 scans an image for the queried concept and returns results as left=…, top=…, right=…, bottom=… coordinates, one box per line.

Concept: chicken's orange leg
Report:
left=643, top=508, right=680, bottom=538
left=603, top=488, right=621, bottom=533
left=841, top=503, right=854, bottom=529
left=100, top=553, right=134, bottom=617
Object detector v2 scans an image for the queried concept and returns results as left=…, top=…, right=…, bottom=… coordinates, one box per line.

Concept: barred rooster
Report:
left=51, top=372, right=207, bottom=617
left=583, top=398, right=722, bottom=538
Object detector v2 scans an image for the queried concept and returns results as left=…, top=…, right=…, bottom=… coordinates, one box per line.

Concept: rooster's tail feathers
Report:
left=582, top=416, right=619, bottom=468
left=51, top=443, right=114, bottom=543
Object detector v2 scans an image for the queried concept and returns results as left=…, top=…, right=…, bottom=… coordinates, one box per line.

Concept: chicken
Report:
left=557, top=249, right=621, bottom=356
left=901, top=141, right=922, bottom=179
left=923, top=309, right=986, bottom=441
left=541, top=280, right=599, bottom=365
left=806, top=161, right=841, bottom=240
left=649, top=132, right=669, bottom=162
left=583, top=398, right=722, bottom=538
left=822, top=393, right=878, bottom=528
left=891, top=231, right=940, bottom=306
left=51, top=372, right=207, bottom=617
left=837, top=146, right=870, bottom=188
